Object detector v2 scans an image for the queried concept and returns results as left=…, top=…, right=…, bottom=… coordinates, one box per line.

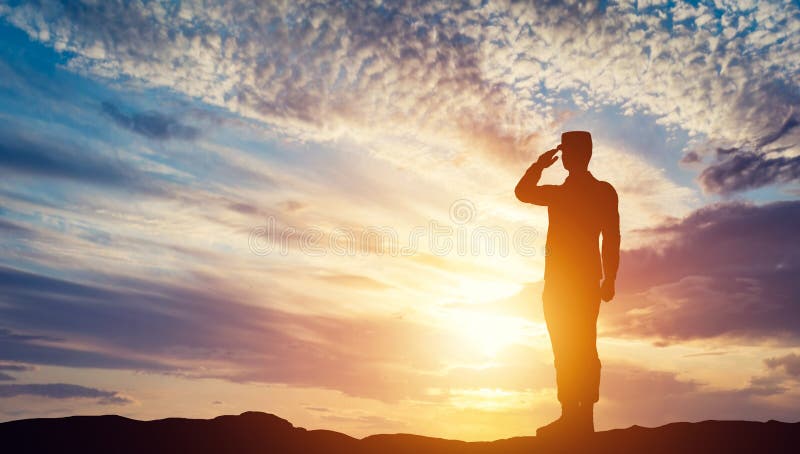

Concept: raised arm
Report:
left=600, top=183, right=620, bottom=301
left=515, top=147, right=560, bottom=206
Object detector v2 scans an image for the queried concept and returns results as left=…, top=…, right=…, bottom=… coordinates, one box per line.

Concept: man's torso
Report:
left=544, top=171, right=614, bottom=283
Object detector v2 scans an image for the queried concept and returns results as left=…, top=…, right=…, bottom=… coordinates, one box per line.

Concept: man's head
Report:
left=560, top=131, right=592, bottom=171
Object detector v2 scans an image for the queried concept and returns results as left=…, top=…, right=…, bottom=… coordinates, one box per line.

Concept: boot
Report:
left=576, top=402, right=594, bottom=435
left=536, top=403, right=578, bottom=438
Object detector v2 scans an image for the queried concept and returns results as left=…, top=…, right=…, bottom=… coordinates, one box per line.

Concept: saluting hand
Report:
left=535, top=145, right=561, bottom=169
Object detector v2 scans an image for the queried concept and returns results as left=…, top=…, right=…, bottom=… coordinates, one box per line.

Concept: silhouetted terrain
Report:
left=2, top=411, right=798, bottom=453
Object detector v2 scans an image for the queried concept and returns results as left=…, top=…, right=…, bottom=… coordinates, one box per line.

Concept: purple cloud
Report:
left=606, top=200, right=800, bottom=343
left=0, top=383, right=132, bottom=405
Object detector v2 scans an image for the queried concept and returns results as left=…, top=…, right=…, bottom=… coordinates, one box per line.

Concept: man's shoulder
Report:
left=596, top=179, right=616, bottom=191
left=593, top=178, right=618, bottom=199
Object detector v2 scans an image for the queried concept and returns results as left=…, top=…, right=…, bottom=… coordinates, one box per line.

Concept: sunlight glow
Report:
left=454, top=279, right=523, bottom=304
left=445, top=310, right=532, bottom=357
left=447, top=387, right=550, bottom=412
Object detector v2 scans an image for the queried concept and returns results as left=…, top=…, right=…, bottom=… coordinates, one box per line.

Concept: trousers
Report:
left=542, top=278, right=601, bottom=405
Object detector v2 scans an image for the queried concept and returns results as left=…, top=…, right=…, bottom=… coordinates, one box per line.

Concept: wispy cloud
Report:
left=0, top=127, right=153, bottom=190
left=0, top=265, right=476, bottom=402
left=101, top=101, right=200, bottom=141
left=0, top=363, right=34, bottom=381
left=0, top=383, right=133, bottom=405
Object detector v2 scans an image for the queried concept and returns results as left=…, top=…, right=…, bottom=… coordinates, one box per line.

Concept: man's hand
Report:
left=534, top=146, right=560, bottom=169
left=600, top=279, right=615, bottom=302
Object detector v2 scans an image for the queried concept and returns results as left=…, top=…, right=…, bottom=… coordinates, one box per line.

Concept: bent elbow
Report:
left=515, top=185, right=530, bottom=203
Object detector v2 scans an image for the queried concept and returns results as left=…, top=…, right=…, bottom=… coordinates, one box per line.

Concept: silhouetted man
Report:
left=515, top=131, right=620, bottom=437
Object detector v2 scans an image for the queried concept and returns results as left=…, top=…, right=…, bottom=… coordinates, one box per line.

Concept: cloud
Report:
left=758, top=113, right=800, bottom=149
left=318, top=412, right=406, bottom=432
left=64, top=0, right=539, bottom=164
left=0, top=327, right=170, bottom=371
left=680, top=150, right=702, bottom=164
left=3, top=0, right=796, bottom=190
left=0, top=219, right=37, bottom=237
left=316, top=273, right=390, bottom=290
left=101, top=101, right=200, bottom=141
left=0, top=126, right=161, bottom=194
left=0, top=363, right=34, bottom=381
left=687, top=78, right=800, bottom=193
left=604, top=200, right=800, bottom=344
left=0, top=265, right=478, bottom=402
left=765, top=353, right=800, bottom=378
left=599, top=360, right=800, bottom=427
left=0, top=265, right=287, bottom=368
left=0, top=383, right=133, bottom=405
left=699, top=151, right=800, bottom=194
left=601, top=362, right=700, bottom=403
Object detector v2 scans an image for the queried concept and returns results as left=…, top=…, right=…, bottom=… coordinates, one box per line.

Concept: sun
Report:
left=454, top=278, right=524, bottom=304
left=444, top=309, right=533, bottom=358
left=425, top=277, right=544, bottom=358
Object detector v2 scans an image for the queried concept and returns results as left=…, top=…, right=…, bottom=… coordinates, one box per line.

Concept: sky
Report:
left=0, top=0, right=799, bottom=441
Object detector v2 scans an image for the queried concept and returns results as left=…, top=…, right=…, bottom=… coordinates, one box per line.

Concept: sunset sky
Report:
left=1, top=0, right=799, bottom=441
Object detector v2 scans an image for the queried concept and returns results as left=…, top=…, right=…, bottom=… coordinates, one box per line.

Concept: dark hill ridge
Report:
left=1, top=411, right=798, bottom=453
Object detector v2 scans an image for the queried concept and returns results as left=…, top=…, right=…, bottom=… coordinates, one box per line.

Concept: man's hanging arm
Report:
left=600, top=183, right=620, bottom=301
left=515, top=148, right=560, bottom=206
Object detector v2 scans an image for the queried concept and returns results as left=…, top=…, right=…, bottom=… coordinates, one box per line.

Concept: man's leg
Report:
left=538, top=281, right=580, bottom=437
left=575, top=280, right=601, bottom=432
left=539, top=280, right=601, bottom=436
left=543, top=297, right=578, bottom=405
